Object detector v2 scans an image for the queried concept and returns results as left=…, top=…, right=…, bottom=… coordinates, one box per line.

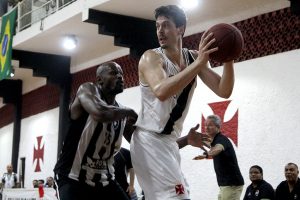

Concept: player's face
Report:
left=249, top=168, right=263, bottom=182
left=205, top=119, right=219, bottom=136
left=285, top=164, right=299, bottom=182
left=100, top=64, right=124, bottom=95
left=156, top=16, right=182, bottom=49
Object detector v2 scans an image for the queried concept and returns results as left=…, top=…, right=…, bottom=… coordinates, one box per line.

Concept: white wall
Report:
left=0, top=124, right=13, bottom=173
left=0, top=49, right=299, bottom=198
left=18, top=108, right=59, bottom=188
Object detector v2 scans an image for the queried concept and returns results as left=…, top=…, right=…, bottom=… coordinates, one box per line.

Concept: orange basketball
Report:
left=207, top=23, right=244, bottom=63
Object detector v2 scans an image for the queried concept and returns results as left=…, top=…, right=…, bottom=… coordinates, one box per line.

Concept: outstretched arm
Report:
left=207, top=144, right=224, bottom=157
left=193, top=144, right=223, bottom=160
left=70, top=82, right=137, bottom=122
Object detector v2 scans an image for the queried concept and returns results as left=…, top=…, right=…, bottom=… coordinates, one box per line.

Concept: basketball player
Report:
left=54, top=61, right=137, bottom=200
left=130, top=5, right=235, bottom=200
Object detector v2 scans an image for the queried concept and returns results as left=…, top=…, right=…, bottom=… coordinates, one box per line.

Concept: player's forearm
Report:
left=128, top=168, right=135, bottom=187
left=152, top=61, right=202, bottom=101
left=218, top=61, right=234, bottom=98
left=92, top=107, right=135, bottom=122
left=79, top=92, right=136, bottom=122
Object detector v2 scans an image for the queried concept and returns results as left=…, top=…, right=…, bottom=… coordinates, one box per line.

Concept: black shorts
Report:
left=55, top=175, right=130, bottom=200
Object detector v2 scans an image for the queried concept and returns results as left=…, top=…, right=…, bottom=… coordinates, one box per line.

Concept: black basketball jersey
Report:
left=54, top=102, right=126, bottom=187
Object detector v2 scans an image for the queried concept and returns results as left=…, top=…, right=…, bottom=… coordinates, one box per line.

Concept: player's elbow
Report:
left=154, top=91, right=169, bottom=101
left=220, top=91, right=232, bottom=99
left=218, top=88, right=233, bottom=99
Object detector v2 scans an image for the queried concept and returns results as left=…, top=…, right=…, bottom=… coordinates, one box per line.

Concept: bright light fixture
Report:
left=180, top=0, right=199, bottom=10
left=63, top=35, right=77, bottom=50
left=10, top=68, right=15, bottom=77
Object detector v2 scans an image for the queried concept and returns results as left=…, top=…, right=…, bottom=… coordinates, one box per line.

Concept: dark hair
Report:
left=250, top=165, right=263, bottom=174
left=154, top=5, right=187, bottom=28
left=287, top=162, right=299, bottom=169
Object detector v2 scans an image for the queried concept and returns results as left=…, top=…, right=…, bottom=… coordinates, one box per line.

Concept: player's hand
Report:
left=126, top=108, right=138, bottom=120
left=127, top=185, right=135, bottom=196
left=197, top=31, right=218, bottom=66
left=187, top=124, right=212, bottom=148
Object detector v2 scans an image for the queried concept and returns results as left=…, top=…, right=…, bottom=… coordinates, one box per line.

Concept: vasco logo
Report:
left=175, top=183, right=185, bottom=195
left=33, top=136, right=44, bottom=172
left=201, top=100, right=239, bottom=146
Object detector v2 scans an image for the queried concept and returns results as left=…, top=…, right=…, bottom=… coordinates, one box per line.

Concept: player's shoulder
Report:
left=139, top=49, right=164, bottom=70
left=78, top=82, right=95, bottom=90
left=141, top=49, right=161, bottom=62
left=76, top=82, right=97, bottom=97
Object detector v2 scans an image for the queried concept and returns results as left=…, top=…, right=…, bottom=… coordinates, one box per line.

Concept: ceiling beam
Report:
left=84, top=9, right=159, bottom=58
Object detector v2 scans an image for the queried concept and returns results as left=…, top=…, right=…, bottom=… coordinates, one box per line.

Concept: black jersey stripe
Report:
left=160, top=51, right=195, bottom=135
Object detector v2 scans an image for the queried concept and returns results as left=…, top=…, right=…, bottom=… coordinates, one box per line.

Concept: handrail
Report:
left=16, top=0, right=77, bottom=32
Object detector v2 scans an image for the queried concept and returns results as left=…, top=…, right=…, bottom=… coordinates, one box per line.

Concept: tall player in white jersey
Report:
left=130, top=5, right=235, bottom=200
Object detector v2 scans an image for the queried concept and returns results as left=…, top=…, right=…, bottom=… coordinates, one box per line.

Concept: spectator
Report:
left=243, top=165, right=275, bottom=200
left=45, top=176, right=54, bottom=188
left=1, top=164, right=20, bottom=188
left=275, top=162, right=300, bottom=200
left=38, top=179, right=45, bottom=187
left=32, top=179, right=38, bottom=188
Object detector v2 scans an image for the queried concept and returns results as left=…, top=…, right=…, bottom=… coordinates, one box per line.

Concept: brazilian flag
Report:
left=0, top=7, right=17, bottom=81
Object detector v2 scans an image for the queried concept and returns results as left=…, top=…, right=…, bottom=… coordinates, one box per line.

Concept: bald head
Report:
left=6, top=164, right=13, bottom=173
left=96, top=61, right=124, bottom=95
left=96, top=62, right=121, bottom=78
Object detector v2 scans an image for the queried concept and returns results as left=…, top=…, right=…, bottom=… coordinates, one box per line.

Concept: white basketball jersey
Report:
left=135, top=47, right=196, bottom=139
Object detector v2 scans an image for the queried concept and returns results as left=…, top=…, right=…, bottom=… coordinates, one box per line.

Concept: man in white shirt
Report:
left=1, top=164, right=20, bottom=189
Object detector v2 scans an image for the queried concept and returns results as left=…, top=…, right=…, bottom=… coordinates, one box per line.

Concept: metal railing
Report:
left=16, top=0, right=76, bottom=32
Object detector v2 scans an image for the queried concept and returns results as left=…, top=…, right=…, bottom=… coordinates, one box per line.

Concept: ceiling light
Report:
left=180, top=0, right=199, bottom=11
left=63, top=35, right=77, bottom=50
left=10, top=68, right=15, bottom=77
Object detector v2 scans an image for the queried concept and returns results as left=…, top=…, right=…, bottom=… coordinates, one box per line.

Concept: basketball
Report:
left=207, top=23, right=244, bottom=63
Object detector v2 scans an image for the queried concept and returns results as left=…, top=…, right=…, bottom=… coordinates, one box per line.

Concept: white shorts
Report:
left=130, top=129, right=190, bottom=200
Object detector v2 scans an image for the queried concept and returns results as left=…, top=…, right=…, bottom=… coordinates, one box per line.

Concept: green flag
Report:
left=0, top=7, right=17, bottom=80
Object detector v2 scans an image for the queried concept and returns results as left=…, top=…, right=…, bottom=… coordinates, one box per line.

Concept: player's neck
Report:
left=98, top=87, right=116, bottom=105
left=163, top=44, right=185, bottom=70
